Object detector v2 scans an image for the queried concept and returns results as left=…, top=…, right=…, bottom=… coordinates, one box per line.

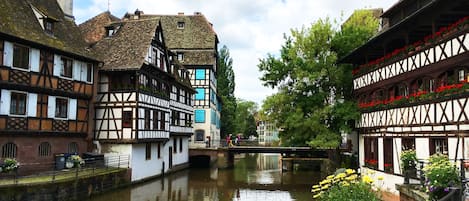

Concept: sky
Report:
left=74, top=0, right=397, bottom=105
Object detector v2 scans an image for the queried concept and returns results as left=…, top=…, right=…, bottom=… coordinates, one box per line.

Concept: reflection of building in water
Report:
left=256, top=121, right=280, bottom=145
left=256, top=154, right=280, bottom=170
left=130, top=171, right=188, bottom=201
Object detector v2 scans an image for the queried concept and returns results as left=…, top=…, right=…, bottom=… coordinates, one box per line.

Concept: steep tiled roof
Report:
left=90, top=18, right=159, bottom=71
left=0, top=0, right=96, bottom=60
left=79, top=11, right=120, bottom=45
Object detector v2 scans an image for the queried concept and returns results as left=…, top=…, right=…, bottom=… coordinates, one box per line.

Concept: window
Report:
left=86, top=63, right=92, bottom=82
left=171, top=110, right=179, bottom=126
left=145, top=109, right=150, bottom=129
left=160, top=53, right=165, bottom=70
left=195, top=69, right=205, bottom=80
left=458, top=69, right=466, bottom=82
left=145, top=143, right=151, bottom=160
left=13, top=44, right=29, bottom=69
left=10, top=92, right=27, bottom=115
left=157, top=143, right=161, bottom=158
left=38, top=142, right=51, bottom=157
left=430, top=138, right=448, bottom=155
left=44, top=19, right=54, bottom=34
left=177, top=21, right=185, bottom=29
left=364, top=137, right=378, bottom=169
left=160, top=111, right=166, bottom=130
left=195, top=130, right=204, bottom=141
left=60, top=57, right=73, bottom=78
left=195, top=110, right=205, bottom=123
left=195, top=88, right=204, bottom=100
left=122, top=111, right=132, bottom=128
left=68, top=142, right=78, bottom=153
left=153, top=110, right=158, bottom=130
left=2, top=143, right=17, bottom=158
left=177, top=53, right=184, bottom=61
left=179, top=138, right=183, bottom=152
left=402, top=138, right=415, bottom=150
left=383, top=138, right=393, bottom=173
left=55, top=98, right=68, bottom=118
left=173, top=139, right=177, bottom=153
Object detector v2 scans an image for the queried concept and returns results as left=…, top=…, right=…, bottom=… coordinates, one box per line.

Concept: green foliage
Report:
left=234, top=99, right=258, bottom=137
left=217, top=45, right=237, bottom=137
left=400, top=150, right=417, bottom=170
left=321, top=182, right=380, bottom=201
left=1, top=158, right=19, bottom=173
left=258, top=11, right=377, bottom=147
left=423, top=154, right=461, bottom=200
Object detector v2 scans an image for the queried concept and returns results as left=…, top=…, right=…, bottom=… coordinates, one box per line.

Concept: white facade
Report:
left=256, top=121, right=279, bottom=145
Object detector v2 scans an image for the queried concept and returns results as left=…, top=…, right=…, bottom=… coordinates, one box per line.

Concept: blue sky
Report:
left=73, top=0, right=396, bottom=105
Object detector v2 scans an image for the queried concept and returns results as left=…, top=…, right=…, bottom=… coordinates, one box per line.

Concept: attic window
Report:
left=177, top=21, right=185, bottom=29
left=177, top=53, right=184, bottom=61
left=106, top=25, right=121, bottom=37
left=43, top=19, right=54, bottom=34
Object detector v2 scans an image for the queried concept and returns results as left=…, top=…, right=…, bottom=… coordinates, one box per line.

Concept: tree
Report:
left=217, top=45, right=237, bottom=138
left=258, top=10, right=379, bottom=147
left=234, top=99, right=258, bottom=137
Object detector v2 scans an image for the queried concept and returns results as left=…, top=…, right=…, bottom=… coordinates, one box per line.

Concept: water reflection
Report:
left=89, top=153, right=320, bottom=201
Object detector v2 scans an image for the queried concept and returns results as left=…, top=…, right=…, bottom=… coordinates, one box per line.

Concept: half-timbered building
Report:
left=81, top=11, right=194, bottom=182
left=0, top=0, right=99, bottom=169
left=342, top=0, right=469, bottom=193
left=157, top=13, right=221, bottom=147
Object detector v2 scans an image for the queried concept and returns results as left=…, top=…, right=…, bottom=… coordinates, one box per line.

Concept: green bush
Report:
left=400, top=150, right=417, bottom=170
left=322, top=182, right=380, bottom=201
left=423, top=154, right=460, bottom=200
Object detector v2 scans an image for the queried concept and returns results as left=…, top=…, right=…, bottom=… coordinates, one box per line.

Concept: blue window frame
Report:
left=195, top=88, right=204, bottom=100
left=195, top=69, right=205, bottom=80
left=195, top=110, right=205, bottom=123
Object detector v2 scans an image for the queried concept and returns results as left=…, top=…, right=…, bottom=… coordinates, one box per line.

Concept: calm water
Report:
left=89, top=153, right=322, bottom=201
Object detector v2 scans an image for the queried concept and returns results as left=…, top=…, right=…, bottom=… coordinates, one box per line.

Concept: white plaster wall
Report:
left=102, top=144, right=132, bottom=168
left=359, top=135, right=365, bottom=167
left=415, top=138, right=429, bottom=159
left=131, top=143, right=165, bottom=182
left=362, top=167, right=403, bottom=194
left=393, top=138, right=402, bottom=174
left=171, top=137, right=189, bottom=166
left=378, top=137, right=384, bottom=171
left=465, top=138, right=469, bottom=159
left=448, top=137, right=463, bottom=160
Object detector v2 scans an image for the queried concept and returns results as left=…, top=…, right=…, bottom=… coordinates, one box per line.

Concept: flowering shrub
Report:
left=400, top=150, right=417, bottom=171
left=364, top=159, right=378, bottom=169
left=69, top=155, right=85, bottom=167
left=312, top=169, right=381, bottom=200
left=423, top=154, right=460, bottom=200
left=352, top=16, right=469, bottom=76
left=0, top=158, right=19, bottom=173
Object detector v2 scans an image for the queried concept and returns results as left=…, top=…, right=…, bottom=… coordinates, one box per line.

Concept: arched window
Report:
left=2, top=143, right=17, bottom=158
left=68, top=142, right=78, bottom=153
left=38, top=142, right=51, bottom=157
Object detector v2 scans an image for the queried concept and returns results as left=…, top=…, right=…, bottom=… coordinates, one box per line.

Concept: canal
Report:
left=89, top=153, right=322, bottom=201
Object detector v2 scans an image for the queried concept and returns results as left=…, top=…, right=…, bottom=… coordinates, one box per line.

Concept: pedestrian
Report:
left=228, top=134, right=233, bottom=147
left=234, top=135, right=238, bottom=146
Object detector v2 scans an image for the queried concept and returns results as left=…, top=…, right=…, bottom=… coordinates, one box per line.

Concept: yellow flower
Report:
left=313, top=193, right=322, bottom=199
left=311, top=188, right=321, bottom=193
left=335, top=173, right=346, bottom=180
left=326, top=175, right=334, bottom=180
left=312, top=185, right=320, bottom=189
left=340, top=181, right=350, bottom=186
left=321, top=184, right=329, bottom=190
left=377, top=176, right=384, bottom=181
left=362, top=175, right=374, bottom=184
left=345, top=174, right=357, bottom=181
left=320, top=179, right=331, bottom=185
left=345, top=169, right=355, bottom=175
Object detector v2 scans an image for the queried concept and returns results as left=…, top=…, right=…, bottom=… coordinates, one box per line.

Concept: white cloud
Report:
left=75, top=0, right=396, bottom=105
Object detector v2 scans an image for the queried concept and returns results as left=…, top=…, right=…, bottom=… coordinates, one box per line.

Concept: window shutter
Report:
left=3, top=41, right=13, bottom=67
left=0, top=90, right=11, bottom=115
left=27, top=93, right=37, bottom=117
left=47, top=96, right=55, bottom=118
left=30, top=48, right=40, bottom=72
left=53, top=54, right=61, bottom=76
left=68, top=98, right=77, bottom=120
left=72, top=61, right=81, bottom=80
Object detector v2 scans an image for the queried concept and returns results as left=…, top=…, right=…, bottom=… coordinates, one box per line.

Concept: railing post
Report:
left=460, top=158, right=466, bottom=200
left=127, top=155, right=130, bottom=168
left=75, top=166, right=79, bottom=181
left=118, top=155, right=121, bottom=168
left=419, top=160, right=425, bottom=189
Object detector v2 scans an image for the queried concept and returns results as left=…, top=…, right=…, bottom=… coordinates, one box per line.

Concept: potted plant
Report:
left=69, top=155, right=85, bottom=168
left=400, top=150, right=417, bottom=184
left=0, top=158, right=19, bottom=173
left=423, top=153, right=460, bottom=200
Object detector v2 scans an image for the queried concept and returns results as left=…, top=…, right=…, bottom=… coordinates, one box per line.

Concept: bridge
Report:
left=189, top=146, right=332, bottom=170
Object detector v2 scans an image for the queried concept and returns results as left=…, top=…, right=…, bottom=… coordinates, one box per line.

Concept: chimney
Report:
left=178, top=12, right=184, bottom=16
left=194, top=11, right=202, bottom=15
left=57, top=0, right=74, bottom=20
left=134, top=9, right=143, bottom=19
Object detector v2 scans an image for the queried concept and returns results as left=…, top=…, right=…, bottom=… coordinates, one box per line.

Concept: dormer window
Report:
left=177, top=53, right=184, bottom=61
left=43, top=19, right=54, bottom=34
left=177, top=21, right=185, bottom=29
left=106, top=25, right=121, bottom=37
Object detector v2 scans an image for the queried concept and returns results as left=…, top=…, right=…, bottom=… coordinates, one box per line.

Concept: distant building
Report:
left=342, top=0, right=469, bottom=194
left=80, top=10, right=194, bottom=182
left=256, top=121, right=279, bottom=146
left=0, top=0, right=99, bottom=171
